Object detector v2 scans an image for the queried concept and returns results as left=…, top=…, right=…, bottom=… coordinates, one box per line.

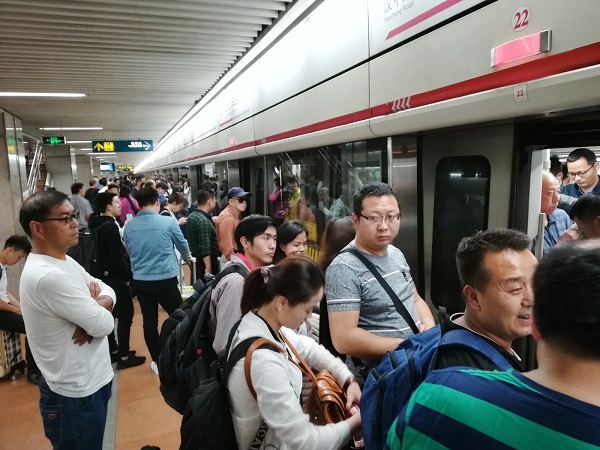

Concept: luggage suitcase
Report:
left=179, top=257, right=197, bottom=301
left=0, top=330, right=25, bottom=380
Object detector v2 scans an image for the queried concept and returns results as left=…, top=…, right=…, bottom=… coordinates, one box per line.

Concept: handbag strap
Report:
left=341, top=247, right=420, bottom=335
left=279, top=333, right=319, bottom=385
left=244, top=337, right=284, bottom=400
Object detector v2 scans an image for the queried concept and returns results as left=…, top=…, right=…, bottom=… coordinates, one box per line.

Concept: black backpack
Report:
left=179, top=335, right=279, bottom=450
left=67, top=222, right=111, bottom=277
left=158, top=264, right=248, bottom=414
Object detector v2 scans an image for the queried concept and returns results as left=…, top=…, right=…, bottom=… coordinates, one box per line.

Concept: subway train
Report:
left=134, top=0, right=600, bottom=368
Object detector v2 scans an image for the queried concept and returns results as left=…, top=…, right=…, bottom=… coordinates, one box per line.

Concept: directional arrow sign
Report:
left=92, top=140, right=153, bottom=153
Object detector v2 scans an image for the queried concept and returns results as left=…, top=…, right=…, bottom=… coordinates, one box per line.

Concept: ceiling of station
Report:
left=0, top=0, right=293, bottom=168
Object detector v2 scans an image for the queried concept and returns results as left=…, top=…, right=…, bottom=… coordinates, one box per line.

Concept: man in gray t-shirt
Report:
left=69, top=182, right=93, bottom=228
left=325, top=182, right=435, bottom=366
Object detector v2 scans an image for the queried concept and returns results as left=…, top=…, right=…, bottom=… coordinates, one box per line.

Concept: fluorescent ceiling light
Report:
left=78, top=148, right=92, bottom=151
left=39, top=127, right=103, bottom=131
left=68, top=140, right=92, bottom=144
left=0, top=92, right=86, bottom=97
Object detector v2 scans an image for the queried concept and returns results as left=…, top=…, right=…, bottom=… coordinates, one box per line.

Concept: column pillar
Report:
left=44, top=144, right=76, bottom=194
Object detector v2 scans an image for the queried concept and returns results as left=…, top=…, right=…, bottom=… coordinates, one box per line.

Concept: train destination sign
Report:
left=92, top=140, right=153, bottom=153
left=43, top=136, right=66, bottom=145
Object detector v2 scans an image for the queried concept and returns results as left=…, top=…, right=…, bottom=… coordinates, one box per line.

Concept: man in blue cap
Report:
left=216, top=186, right=252, bottom=261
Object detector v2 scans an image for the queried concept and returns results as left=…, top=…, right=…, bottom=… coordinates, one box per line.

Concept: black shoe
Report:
left=116, top=353, right=146, bottom=370
left=27, top=372, right=42, bottom=385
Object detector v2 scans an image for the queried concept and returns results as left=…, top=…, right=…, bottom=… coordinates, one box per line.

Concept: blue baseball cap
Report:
left=227, top=187, right=252, bottom=199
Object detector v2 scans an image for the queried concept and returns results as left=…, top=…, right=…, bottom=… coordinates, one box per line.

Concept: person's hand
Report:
left=203, top=272, right=215, bottom=284
left=72, top=326, right=93, bottom=346
left=345, top=379, right=361, bottom=411
left=178, top=217, right=187, bottom=226
left=419, top=321, right=435, bottom=332
left=13, top=306, right=22, bottom=316
left=89, top=281, right=100, bottom=300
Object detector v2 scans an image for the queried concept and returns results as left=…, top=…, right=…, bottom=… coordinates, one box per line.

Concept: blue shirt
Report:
left=122, top=210, right=190, bottom=281
left=560, top=177, right=600, bottom=198
left=531, top=208, right=572, bottom=254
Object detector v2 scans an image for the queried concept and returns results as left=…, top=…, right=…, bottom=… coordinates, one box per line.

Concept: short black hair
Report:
left=169, top=192, right=186, bottom=205
left=94, top=192, right=118, bottom=214
left=197, top=189, right=215, bottom=206
left=133, top=174, right=145, bottom=182
left=566, top=147, right=597, bottom=165
left=235, top=215, right=275, bottom=255
left=571, top=194, right=600, bottom=223
left=119, top=184, right=132, bottom=198
left=106, top=183, right=119, bottom=192
left=156, top=182, right=169, bottom=191
left=353, top=182, right=396, bottom=216
left=549, top=156, right=562, bottom=177
left=3, top=235, right=31, bottom=253
left=274, top=220, right=307, bottom=263
left=456, top=229, right=531, bottom=291
left=135, top=187, right=159, bottom=208
left=534, top=241, right=600, bottom=359
left=19, top=190, right=69, bottom=237
left=70, top=182, right=84, bottom=194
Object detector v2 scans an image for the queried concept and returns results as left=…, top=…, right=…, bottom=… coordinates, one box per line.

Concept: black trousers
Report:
left=132, top=277, right=182, bottom=362
left=103, top=276, right=134, bottom=357
left=0, top=310, right=40, bottom=374
left=192, top=253, right=220, bottom=281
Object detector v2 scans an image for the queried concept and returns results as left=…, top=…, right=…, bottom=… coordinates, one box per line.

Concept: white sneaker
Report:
left=150, top=361, right=159, bottom=375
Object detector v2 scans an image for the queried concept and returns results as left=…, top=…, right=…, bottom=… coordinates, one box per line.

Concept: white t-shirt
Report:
left=20, top=254, right=116, bottom=397
left=0, top=263, right=8, bottom=303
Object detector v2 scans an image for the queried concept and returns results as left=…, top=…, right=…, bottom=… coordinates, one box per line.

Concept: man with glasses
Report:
left=216, top=186, right=252, bottom=261
left=325, top=182, right=435, bottom=376
left=18, top=190, right=116, bottom=450
left=560, top=147, right=600, bottom=198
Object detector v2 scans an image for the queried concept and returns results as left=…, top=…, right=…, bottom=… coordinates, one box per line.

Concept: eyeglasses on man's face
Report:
left=39, top=212, right=79, bottom=224
left=568, top=164, right=596, bottom=179
left=359, top=213, right=401, bottom=224
left=235, top=197, right=247, bottom=203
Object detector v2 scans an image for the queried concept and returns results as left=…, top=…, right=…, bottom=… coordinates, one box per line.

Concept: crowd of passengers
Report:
left=2, top=146, right=600, bottom=449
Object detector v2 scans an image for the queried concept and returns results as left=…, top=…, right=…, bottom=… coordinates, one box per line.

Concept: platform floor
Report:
left=0, top=299, right=182, bottom=450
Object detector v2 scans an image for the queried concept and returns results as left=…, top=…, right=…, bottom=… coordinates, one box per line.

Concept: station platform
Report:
left=0, top=300, right=181, bottom=450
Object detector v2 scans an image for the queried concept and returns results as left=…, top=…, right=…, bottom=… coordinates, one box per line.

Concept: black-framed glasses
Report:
left=359, top=213, right=401, bottom=224
left=39, top=212, right=79, bottom=224
left=568, top=164, right=596, bottom=178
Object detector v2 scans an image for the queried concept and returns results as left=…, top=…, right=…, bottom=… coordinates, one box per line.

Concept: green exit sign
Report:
left=42, top=136, right=65, bottom=145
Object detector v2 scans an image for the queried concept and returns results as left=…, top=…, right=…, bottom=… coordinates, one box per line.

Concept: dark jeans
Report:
left=102, top=277, right=134, bottom=357
left=192, top=253, right=220, bottom=281
left=0, top=310, right=39, bottom=374
left=133, top=277, right=182, bottom=362
left=39, top=380, right=112, bottom=450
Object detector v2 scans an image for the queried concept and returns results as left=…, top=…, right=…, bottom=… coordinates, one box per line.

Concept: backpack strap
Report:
left=341, top=248, right=420, bottom=335
left=438, top=328, right=513, bottom=371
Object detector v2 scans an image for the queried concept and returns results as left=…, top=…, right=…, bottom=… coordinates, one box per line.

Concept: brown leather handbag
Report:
left=280, top=333, right=347, bottom=425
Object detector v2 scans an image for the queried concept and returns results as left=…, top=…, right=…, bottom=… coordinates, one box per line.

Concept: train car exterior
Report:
left=136, top=0, right=600, bottom=349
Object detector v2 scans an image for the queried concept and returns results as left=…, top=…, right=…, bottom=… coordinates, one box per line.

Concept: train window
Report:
left=431, top=156, right=490, bottom=315
left=265, top=138, right=387, bottom=260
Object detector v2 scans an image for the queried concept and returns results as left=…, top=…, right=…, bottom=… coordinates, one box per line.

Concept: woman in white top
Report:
left=227, top=257, right=362, bottom=450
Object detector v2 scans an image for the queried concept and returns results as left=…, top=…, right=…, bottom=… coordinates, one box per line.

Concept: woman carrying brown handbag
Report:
left=227, top=257, right=362, bottom=450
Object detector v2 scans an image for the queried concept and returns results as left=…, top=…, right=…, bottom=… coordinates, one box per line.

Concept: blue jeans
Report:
left=39, top=380, right=112, bottom=450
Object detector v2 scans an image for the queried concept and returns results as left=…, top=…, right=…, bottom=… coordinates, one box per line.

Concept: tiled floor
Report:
left=0, top=300, right=182, bottom=450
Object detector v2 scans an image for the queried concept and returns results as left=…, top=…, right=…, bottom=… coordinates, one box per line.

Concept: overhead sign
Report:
left=43, top=135, right=65, bottom=145
left=116, top=165, right=135, bottom=172
left=92, top=140, right=153, bottom=153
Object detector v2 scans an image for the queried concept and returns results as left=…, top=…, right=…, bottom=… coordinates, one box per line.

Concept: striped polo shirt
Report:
left=388, top=368, right=600, bottom=449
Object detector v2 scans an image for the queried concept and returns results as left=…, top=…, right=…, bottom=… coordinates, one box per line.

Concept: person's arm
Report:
left=329, top=310, right=402, bottom=360
left=104, top=224, right=130, bottom=281
left=196, top=220, right=213, bottom=272
left=247, top=349, right=357, bottom=450
left=170, top=219, right=191, bottom=260
left=0, top=294, right=20, bottom=314
left=413, top=289, right=435, bottom=332
left=212, top=275, right=244, bottom=359
left=217, top=216, right=235, bottom=260
left=38, top=270, right=115, bottom=338
left=84, top=198, right=93, bottom=222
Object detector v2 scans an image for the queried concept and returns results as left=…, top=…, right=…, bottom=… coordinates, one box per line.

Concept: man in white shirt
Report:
left=0, top=235, right=41, bottom=383
left=19, top=190, right=116, bottom=450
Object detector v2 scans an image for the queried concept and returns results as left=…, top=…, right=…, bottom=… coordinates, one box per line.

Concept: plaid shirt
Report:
left=187, top=210, right=219, bottom=258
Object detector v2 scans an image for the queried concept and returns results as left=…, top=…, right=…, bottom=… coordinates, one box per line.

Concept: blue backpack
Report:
left=361, top=316, right=512, bottom=450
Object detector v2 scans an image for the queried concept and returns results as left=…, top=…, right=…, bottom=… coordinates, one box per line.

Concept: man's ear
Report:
left=462, top=285, right=482, bottom=310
